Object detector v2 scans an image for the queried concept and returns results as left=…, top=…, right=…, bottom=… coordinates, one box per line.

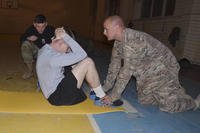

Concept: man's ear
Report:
left=33, top=23, right=36, bottom=27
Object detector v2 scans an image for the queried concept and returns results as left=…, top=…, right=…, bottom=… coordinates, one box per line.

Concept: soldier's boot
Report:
left=22, top=63, right=33, bottom=79
left=89, top=91, right=123, bottom=107
left=194, top=94, right=200, bottom=110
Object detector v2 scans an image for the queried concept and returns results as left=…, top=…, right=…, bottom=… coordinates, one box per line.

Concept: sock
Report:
left=93, top=85, right=106, bottom=98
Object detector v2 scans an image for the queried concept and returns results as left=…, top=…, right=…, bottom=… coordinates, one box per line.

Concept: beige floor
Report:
left=0, top=113, right=94, bottom=133
left=0, top=35, right=38, bottom=92
left=0, top=43, right=23, bottom=71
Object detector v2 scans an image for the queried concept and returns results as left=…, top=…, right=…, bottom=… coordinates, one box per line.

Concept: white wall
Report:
left=183, top=0, right=200, bottom=64
left=125, top=0, right=200, bottom=64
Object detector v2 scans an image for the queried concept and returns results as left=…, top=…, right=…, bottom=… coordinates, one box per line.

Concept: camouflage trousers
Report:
left=21, top=41, right=39, bottom=63
left=137, top=66, right=196, bottom=113
left=138, top=85, right=196, bottom=113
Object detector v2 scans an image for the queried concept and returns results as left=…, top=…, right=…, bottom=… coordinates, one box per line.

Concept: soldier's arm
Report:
left=103, top=42, right=122, bottom=91
left=109, top=42, right=140, bottom=101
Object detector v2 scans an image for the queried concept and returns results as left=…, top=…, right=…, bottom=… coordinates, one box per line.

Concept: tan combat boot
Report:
left=194, top=94, right=200, bottom=110
left=22, top=63, right=33, bottom=79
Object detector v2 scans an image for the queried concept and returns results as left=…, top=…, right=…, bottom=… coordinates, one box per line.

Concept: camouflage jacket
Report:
left=104, top=28, right=180, bottom=100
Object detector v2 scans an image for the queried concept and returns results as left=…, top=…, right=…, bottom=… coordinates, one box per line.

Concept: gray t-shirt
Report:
left=36, top=34, right=87, bottom=98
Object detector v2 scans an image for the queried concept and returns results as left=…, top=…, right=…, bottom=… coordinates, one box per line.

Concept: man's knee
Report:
left=81, top=57, right=95, bottom=66
left=138, top=95, right=157, bottom=105
left=159, top=96, right=195, bottom=113
left=21, top=41, right=32, bottom=50
left=21, top=41, right=35, bottom=63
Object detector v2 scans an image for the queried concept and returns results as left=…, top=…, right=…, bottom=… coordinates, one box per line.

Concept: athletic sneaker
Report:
left=94, top=98, right=123, bottom=107
left=90, top=91, right=123, bottom=107
left=89, top=91, right=108, bottom=106
left=89, top=91, right=96, bottom=100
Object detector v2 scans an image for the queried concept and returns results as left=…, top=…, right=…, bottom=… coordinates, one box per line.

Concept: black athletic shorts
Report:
left=48, top=66, right=87, bottom=106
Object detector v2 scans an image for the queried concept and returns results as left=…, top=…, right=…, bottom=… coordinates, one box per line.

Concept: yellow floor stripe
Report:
left=0, top=73, right=124, bottom=115
left=0, top=91, right=124, bottom=114
left=0, top=113, right=94, bottom=133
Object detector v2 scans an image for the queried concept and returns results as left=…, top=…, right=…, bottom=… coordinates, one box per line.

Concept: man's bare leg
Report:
left=71, top=57, right=100, bottom=89
left=72, top=57, right=112, bottom=104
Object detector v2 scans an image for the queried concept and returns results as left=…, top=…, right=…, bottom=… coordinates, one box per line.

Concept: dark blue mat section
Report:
left=90, top=52, right=200, bottom=133
left=90, top=46, right=200, bottom=133
left=94, top=78, right=200, bottom=133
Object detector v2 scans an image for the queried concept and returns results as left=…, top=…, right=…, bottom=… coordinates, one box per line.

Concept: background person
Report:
left=20, top=14, right=55, bottom=79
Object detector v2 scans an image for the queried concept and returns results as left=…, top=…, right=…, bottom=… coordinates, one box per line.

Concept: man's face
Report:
left=103, top=20, right=116, bottom=41
left=34, top=23, right=47, bottom=34
left=53, top=39, right=69, bottom=53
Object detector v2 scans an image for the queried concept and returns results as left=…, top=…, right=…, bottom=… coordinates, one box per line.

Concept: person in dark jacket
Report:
left=20, top=14, right=55, bottom=79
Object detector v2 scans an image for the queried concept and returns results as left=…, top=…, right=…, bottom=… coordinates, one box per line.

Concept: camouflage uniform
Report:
left=103, top=28, right=196, bottom=113
left=21, top=41, right=39, bottom=63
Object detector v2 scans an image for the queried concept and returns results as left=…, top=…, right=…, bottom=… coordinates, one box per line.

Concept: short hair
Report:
left=105, top=15, right=124, bottom=27
left=33, top=14, right=47, bottom=23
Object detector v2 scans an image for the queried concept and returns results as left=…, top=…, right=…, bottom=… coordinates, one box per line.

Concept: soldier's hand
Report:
left=102, top=82, right=112, bottom=92
left=100, top=95, right=112, bottom=106
left=27, top=35, right=38, bottom=41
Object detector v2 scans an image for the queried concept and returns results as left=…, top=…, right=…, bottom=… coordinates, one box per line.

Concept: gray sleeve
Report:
left=50, top=34, right=87, bottom=66
left=62, top=34, right=87, bottom=56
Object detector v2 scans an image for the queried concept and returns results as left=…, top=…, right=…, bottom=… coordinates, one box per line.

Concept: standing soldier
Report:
left=102, top=15, right=200, bottom=113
